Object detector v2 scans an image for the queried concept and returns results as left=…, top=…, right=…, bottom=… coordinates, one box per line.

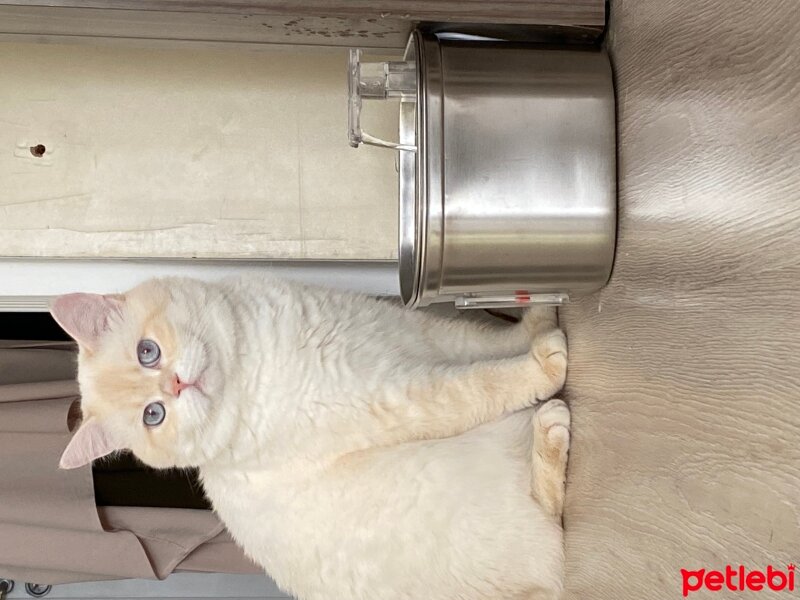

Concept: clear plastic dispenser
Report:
left=347, top=49, right=416, bottom=151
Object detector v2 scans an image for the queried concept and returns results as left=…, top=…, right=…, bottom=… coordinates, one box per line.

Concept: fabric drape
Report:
left=0, top=341, right=260, bottom=584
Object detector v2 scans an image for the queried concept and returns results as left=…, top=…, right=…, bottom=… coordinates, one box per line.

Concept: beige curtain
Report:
left=0, top=341, right=260, bottom=584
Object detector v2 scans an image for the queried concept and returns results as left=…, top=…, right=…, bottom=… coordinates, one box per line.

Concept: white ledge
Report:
left=0, top=258, right=400, bottom=311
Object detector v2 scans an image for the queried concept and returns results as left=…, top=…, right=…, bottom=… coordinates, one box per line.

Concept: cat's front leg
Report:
left=367, top=330, right=567, bottom=445
left=530, top=398, right=571, bottom=519
left=530, top=327, right=568, bottom=395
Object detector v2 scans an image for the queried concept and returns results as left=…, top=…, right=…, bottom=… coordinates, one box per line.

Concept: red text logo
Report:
left=681, top=565, right=795, bottom=596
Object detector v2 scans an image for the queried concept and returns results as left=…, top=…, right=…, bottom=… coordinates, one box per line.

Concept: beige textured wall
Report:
left=0, top=42, right=398, bottom=260
left=562, top=0, right=800, bottom=598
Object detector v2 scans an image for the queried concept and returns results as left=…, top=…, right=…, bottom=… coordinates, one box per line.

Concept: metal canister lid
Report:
left=397, top=32, right=422, bottom=306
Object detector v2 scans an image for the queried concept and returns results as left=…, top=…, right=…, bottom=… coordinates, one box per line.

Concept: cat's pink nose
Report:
left=171, top=374, right=192, bottom=397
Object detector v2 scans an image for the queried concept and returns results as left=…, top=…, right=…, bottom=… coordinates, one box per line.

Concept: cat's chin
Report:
left=134, top=446, right=203, bottom=470
left=132, top=451, right=182, bottom=470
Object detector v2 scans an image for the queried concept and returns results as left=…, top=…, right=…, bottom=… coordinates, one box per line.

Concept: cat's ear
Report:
left=60, top=417, right=122, bottom=469
left=50, top=293, right=124, bottom=351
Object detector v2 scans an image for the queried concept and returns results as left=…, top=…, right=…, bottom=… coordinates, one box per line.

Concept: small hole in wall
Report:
left=30, top=144, right=46, bottom=157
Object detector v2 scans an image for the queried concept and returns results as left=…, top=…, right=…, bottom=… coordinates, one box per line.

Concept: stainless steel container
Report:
left=349, top=31, right=616, bottom=309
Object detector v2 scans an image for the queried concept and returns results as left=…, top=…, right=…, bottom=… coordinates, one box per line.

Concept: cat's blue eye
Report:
left=137, top=339, right=161, bottom=368
left=143, top=401, right=166, bottom=427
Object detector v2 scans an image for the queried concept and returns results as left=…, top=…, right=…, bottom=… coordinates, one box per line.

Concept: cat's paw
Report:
left=522, top=306, right=558, bottom=337
left=534, top=398, right=571, bottom=458
left=532, top=399, right=571, bottom=517
left=531, top=328, right=568, bottom=400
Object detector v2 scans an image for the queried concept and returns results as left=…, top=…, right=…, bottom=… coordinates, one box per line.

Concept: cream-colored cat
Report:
left=52, top=276, right=571, bottom=600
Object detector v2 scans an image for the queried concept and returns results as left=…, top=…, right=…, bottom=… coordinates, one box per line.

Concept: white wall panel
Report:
left=0, top=42, right=399, bottom=261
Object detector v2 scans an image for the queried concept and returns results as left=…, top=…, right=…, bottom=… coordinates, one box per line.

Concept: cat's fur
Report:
left=52, top=276, right=571, bottom=600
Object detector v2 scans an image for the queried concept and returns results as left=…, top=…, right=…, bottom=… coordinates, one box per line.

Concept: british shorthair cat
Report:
left=51, top=275, right=570, bottom=600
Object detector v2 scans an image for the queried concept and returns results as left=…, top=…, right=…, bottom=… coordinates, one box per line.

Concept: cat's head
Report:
left=52, top=278, right=236, bottom=470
